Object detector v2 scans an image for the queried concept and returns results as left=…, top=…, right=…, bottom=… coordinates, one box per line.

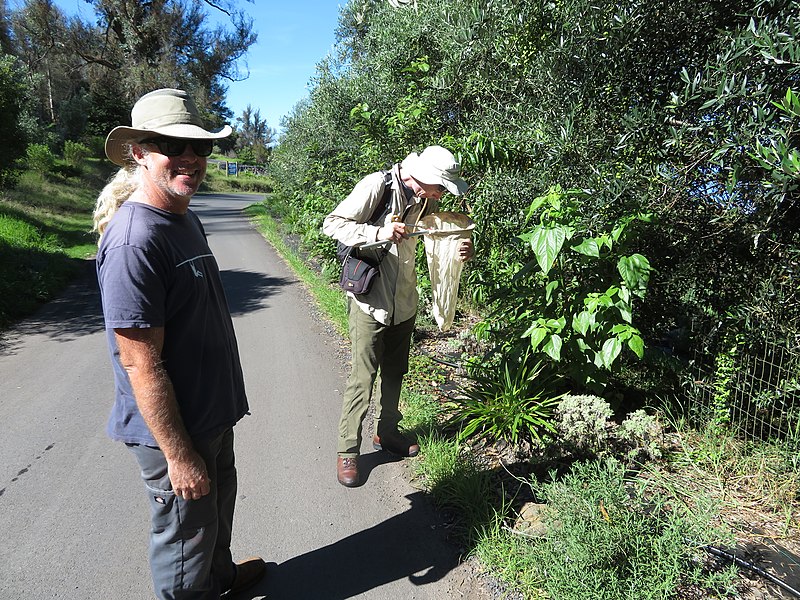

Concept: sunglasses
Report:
left=139, top=137, right=214, bottom=157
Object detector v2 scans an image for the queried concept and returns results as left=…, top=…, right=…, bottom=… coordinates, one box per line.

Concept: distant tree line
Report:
left=0, top=0, right=273, bottom=185
left=270, top=0, right=800, bottom=407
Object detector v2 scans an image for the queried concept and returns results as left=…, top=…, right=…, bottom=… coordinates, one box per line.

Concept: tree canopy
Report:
left=7, top=0, right=257, bottom=142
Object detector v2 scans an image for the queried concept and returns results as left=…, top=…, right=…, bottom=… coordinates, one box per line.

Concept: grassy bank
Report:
left=0, top=159, right=111, bottom=328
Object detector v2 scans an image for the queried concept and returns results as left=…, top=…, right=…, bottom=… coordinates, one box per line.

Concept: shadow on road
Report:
left=0, top=260, right=103, bottom=354
left=220, top=269, right=293, bottom=317
left=0, top=265, right=292, bottom=355
left=236, top=491, right=460, bottom=600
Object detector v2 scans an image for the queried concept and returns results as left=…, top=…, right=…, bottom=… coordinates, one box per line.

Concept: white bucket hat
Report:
left=104, top=88, right=232, bottom=166
left=401, top=146, right=468, bottom=196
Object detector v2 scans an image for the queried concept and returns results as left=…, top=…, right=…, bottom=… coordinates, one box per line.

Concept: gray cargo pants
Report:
left=127, top=428, right=237, bottom=600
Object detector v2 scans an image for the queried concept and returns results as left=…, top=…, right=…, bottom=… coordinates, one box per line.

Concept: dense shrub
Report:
left=272, top=0, right=800, bottom=418
left=62, top=140, right=91, bottom=167
left=25, top=144, right=55, bottom=174
left=0, top=54, right=34, bottom=187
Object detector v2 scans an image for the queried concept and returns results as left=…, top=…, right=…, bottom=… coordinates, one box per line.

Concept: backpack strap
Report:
left=362, top=170, right=394, bottom=266
left=366, top=169, right=394, bottom=224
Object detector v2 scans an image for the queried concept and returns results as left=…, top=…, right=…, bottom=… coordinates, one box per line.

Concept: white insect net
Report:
left=418, top=212, right=475, bottom=331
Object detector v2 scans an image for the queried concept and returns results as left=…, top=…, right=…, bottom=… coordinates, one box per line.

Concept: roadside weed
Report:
left=399, top=389, right=440, bottom=434
left=447, top=351, right=563, bottom=446
left=528, top=459, right=736, bottom=600
left=413, top=432, right=493, bottom=542
left=474, top=511, right=547, bottom=599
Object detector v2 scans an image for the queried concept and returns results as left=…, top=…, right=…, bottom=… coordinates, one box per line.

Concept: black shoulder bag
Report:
left=338, top=171, right=393, bottom=295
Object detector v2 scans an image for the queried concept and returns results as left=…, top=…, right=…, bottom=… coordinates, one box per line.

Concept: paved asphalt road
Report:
left=0, top=193, right=483, bottom=599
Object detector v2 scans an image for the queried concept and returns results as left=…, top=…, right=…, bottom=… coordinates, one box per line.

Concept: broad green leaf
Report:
left=524, top=326, right=549, bottom=352
left=618, top=254, right=651, bottom=296
left=573, top=310, right=595, bottom=336
left=597, top=234, right=612, bottom=250
left=628, top=335, right=645, bottom=358
left=544, top=334, right=562, bottom=361
left=545, top=280, right=559, bottom=303
left=571, top=237, right=600, bottom=257
left=600, top=338, right=623, bottom=369
left=617, top=304, right=632, bottom=323
left=611, top=323, right=632, bottom=337
left=530, top=225, right=568, bottom=275
left=525, top=188, right=558, bottom=222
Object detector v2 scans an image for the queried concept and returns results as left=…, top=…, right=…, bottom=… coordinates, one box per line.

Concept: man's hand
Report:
left=166, top=450, right=211, bottom=500
left=377, top=222, right=408, bottom=244
left=459, top=239, right=475, bottom=262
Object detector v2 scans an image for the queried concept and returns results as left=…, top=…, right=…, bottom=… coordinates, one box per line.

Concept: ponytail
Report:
left=93, top=143, right=142, bottom=242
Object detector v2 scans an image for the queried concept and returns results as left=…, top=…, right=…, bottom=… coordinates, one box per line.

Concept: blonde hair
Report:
left=93, top=141, right=147, bottom=242
left=92, top=166, right=142, bottom=241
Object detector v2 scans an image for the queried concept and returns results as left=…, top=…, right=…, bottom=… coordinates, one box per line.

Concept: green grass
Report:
left=413, top=432, right=494, bottom=537
left=0, top=161, right=110, bottom=328
left=474, top=459, right=738, bottom=600
left=474, top=520, right=547, bottom=598
left=203, top=159, right=274, bottom=194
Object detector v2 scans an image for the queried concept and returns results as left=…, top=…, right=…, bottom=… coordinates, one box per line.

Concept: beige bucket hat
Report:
left=104, top=88, right=232, bottom=166
left=401, top=145, right=468, bottom=196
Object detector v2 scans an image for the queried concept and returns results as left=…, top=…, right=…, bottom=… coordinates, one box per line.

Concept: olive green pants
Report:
left=337, top=298, right=415, bottom=456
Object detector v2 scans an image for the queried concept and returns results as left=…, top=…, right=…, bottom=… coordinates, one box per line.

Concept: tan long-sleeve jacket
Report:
left=322, top=164, right=435, bottom=326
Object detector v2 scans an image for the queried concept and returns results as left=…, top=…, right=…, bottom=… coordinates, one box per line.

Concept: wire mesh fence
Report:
left=684, top=336, right=800, bottom=448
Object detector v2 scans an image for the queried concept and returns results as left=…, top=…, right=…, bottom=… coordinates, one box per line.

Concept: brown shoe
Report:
left=337, top=456, right=359, bottom=487
left=222, top=556, right=267, bottom=596
left=373, top=431, right=420, bottom=457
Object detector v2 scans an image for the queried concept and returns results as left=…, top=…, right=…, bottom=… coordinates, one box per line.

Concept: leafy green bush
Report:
left=0, top=54, right=33, bottom=188
left=25, top=144, right=56, bottom=174
left=270, top=0, right=800, bottom=418
left=529, top=459, right=737, bottom=600
left=555, top=395, right=667, bottom=462
left=617, top=409, right=664, bottom=461
left=62, top=140, right=91, bottom=167
left=475, top=185, right=651, bottom=393
left=555, top=394, right=614, bottom=456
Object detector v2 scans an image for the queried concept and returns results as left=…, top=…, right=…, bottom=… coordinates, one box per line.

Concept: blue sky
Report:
left=48, top=0, right=344, bottom=134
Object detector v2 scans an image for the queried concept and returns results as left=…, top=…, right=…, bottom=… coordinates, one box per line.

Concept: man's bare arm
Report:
left=114, top=327, right=210, bottom=500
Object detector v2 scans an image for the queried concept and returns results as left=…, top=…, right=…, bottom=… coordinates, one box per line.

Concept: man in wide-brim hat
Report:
left=94, top=88, right=266, bottom=599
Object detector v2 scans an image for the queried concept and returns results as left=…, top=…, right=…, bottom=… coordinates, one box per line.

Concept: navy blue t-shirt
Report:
left=96, top=201, right=248, bottom=445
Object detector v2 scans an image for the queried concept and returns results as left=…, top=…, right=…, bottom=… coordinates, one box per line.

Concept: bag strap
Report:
left=366, top=170, right=394, bottom=224
left=372, top=170, right=394, bottom=266
left=348, top=170, right=394, bottom=265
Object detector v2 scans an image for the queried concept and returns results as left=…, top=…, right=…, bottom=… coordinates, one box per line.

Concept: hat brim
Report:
left=401, top=153, right=469, bottom=196
left=105, top=123, right=232, bottom=167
